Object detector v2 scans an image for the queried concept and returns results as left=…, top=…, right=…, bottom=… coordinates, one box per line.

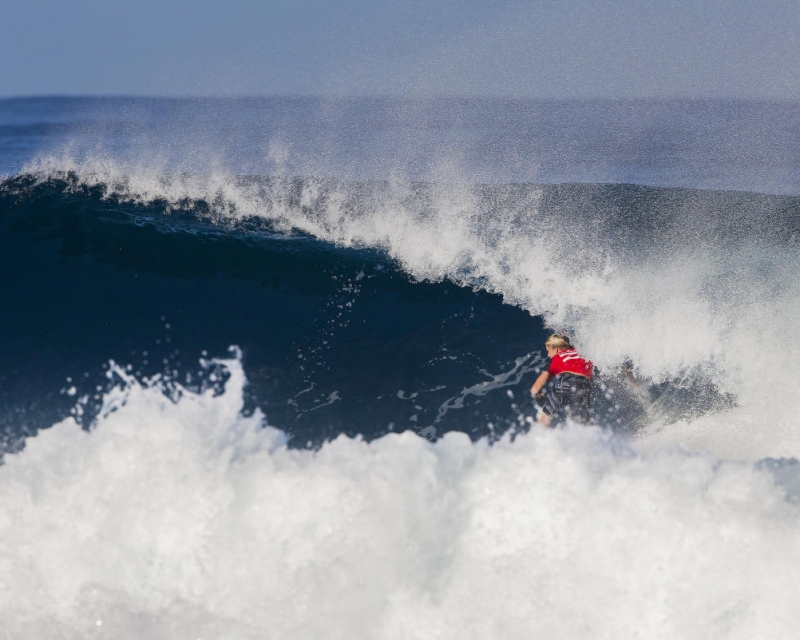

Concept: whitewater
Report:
left=1, top=97, right=800, bottom=637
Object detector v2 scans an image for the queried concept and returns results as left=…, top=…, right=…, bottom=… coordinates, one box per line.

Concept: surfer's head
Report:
left=545, top=334, right=572, bottom=353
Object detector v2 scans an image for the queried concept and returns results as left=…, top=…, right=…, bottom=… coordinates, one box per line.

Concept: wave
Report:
left=2, top=163, right=800, bottom=458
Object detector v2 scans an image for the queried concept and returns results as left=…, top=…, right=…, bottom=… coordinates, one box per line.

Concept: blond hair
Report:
left=545, top=334, right=572, bottom=351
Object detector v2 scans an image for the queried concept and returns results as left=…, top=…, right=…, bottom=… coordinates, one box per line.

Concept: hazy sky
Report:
left=3, top=0, right=799, bottom=99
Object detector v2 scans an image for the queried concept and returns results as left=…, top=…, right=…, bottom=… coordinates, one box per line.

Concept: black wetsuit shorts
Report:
left=542, top=373, right=592, bottom=424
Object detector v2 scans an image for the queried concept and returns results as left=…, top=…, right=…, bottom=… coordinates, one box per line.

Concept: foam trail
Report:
left=2, top=353, right=800, bottom=638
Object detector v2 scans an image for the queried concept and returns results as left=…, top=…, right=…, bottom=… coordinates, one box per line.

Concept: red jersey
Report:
left=548, top=348, right=593, bottom=379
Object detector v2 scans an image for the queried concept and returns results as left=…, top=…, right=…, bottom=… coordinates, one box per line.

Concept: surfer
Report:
left=530, top=334, right=593, bottom=427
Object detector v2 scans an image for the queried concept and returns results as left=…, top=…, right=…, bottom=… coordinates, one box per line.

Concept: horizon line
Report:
left=2, top=93, right=800, bottom=105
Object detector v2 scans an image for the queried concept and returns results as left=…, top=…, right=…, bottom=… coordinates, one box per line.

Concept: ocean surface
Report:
left=2, top=96, right=800, bottom=638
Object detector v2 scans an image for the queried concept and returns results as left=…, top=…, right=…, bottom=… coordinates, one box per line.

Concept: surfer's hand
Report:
left=534, top=391, right=547, bottom=404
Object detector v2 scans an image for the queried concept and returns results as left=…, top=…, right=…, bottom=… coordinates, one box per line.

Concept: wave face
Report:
left=0, top=172, right=557, bottom=446
left=2, top=97, right=800, bottom=636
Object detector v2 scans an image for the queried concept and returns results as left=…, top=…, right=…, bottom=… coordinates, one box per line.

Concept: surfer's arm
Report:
left=530, top=371, right=551, bottom=396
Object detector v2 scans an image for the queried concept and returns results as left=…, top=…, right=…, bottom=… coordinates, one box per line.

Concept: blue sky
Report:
left=3, top=0, right=799, bottom=99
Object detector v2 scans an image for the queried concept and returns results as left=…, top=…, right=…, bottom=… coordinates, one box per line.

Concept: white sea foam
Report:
left=2, top=353, right=800, bottom=639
